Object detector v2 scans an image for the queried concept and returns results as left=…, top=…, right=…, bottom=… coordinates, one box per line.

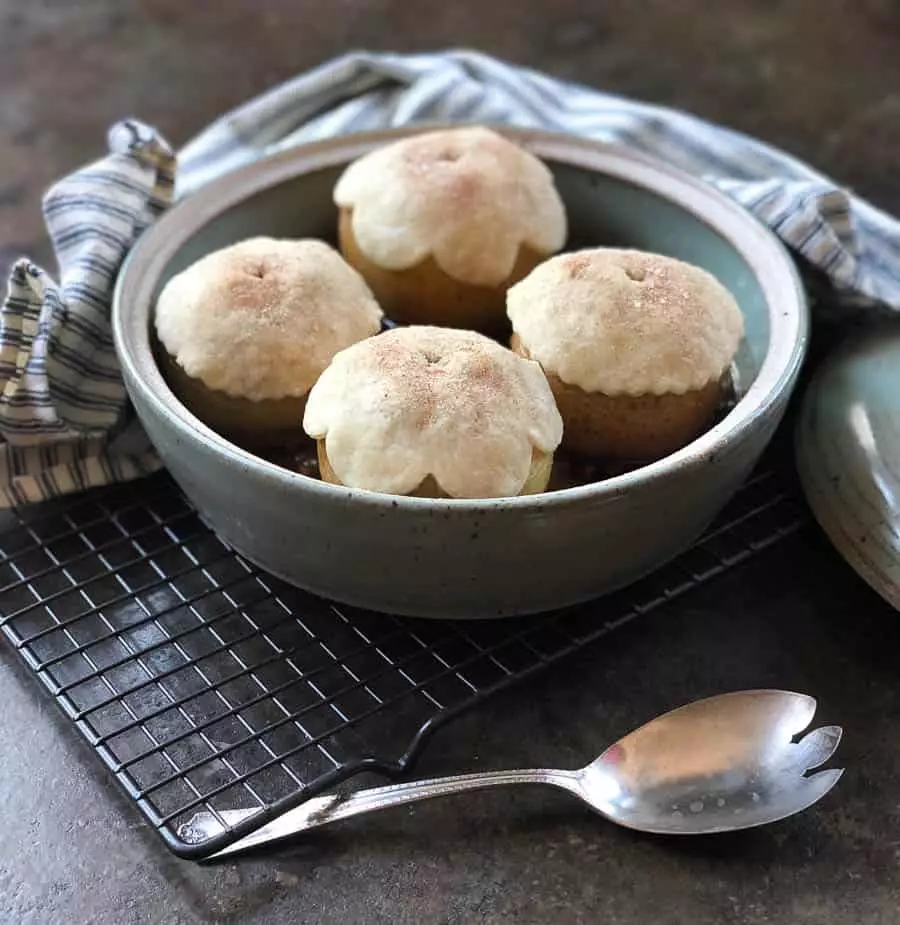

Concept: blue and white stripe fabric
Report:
left=0, top=121, right=174, bottom=506
left=2, top=49, right=898, bottom=507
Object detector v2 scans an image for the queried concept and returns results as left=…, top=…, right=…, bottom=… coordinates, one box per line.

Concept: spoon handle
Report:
left=208, top=767, right=582, bottom=858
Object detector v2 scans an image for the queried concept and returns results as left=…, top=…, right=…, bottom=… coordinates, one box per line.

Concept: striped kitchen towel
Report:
left=2, top=49, right=899, bottom=507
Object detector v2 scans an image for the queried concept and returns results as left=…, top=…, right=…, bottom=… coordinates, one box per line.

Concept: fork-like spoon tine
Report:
left=797, top=768, right=845, bottom=808
left=793, top=725, right=843, bottom=772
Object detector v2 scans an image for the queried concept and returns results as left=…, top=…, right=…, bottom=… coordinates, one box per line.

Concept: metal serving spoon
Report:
left=184, top=690, right=843, bottom=859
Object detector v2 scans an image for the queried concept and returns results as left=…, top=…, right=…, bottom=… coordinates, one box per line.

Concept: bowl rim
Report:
left=113, top=124, right=809, bottom=512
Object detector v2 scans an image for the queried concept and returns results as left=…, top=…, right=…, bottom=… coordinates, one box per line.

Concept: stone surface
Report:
left=3, top=527, right=900, bottom=925
left=1, top=0, right=899, bottom=274
left=1, top=2, right=899, bottom=923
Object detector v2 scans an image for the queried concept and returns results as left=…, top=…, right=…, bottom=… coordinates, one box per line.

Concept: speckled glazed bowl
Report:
left=113, top=127, right=808, bottom=619
left=795, top=320, right=900, bottom=612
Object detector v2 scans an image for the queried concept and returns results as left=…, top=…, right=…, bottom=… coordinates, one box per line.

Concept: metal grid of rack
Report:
left=0, top=449, right=807, bottom=858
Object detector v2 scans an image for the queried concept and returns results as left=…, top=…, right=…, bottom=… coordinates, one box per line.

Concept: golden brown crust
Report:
left=512, top=333, right=722, bottom=459
left=338, top=208, right=546, bottom=334
left=159, top=350, right=308, bottom=449
left=545, top=372, right=723, bottom=460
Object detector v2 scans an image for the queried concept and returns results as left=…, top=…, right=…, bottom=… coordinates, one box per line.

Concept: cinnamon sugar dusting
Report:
left=565, top=254, right=592, bottom=279
left=155, top=237, right=383, bottom=401
left=333, top=127, right=567, bottom=287
left=507, top=248, right=745, bottom=396
left=303, top=326, right=563, bottom=498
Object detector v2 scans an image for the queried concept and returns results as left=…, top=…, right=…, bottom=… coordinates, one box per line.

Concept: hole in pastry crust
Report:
left=624, top=266, right=646, bottom=282
left=566, top=255, right=591, bottom=279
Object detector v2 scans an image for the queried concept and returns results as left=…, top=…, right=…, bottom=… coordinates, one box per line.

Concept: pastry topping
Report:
left=334, top=127, right=567, bottom=287
left=155, top=237, right=383, bottom=401
left=303, top=326, right=563, bottom=497
left=507, top=248, right=744, bottom=396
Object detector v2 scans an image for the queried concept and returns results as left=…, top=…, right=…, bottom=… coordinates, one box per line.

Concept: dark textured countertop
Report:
left=2, top=3, right=899, bottom=923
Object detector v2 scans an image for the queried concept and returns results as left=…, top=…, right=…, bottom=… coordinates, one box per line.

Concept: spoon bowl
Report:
left=584, top=689, right=843, bottom=834
left=181, top=690, right=843, bottom=857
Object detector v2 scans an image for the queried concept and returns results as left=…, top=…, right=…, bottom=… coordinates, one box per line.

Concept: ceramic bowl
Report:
left=795, top=321, right=900, bottom=612
left=113, top=127, right=808, bottom=618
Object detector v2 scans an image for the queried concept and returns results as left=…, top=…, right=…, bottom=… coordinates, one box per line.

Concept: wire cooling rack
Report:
left=0, top=445, right=807, bottom=859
